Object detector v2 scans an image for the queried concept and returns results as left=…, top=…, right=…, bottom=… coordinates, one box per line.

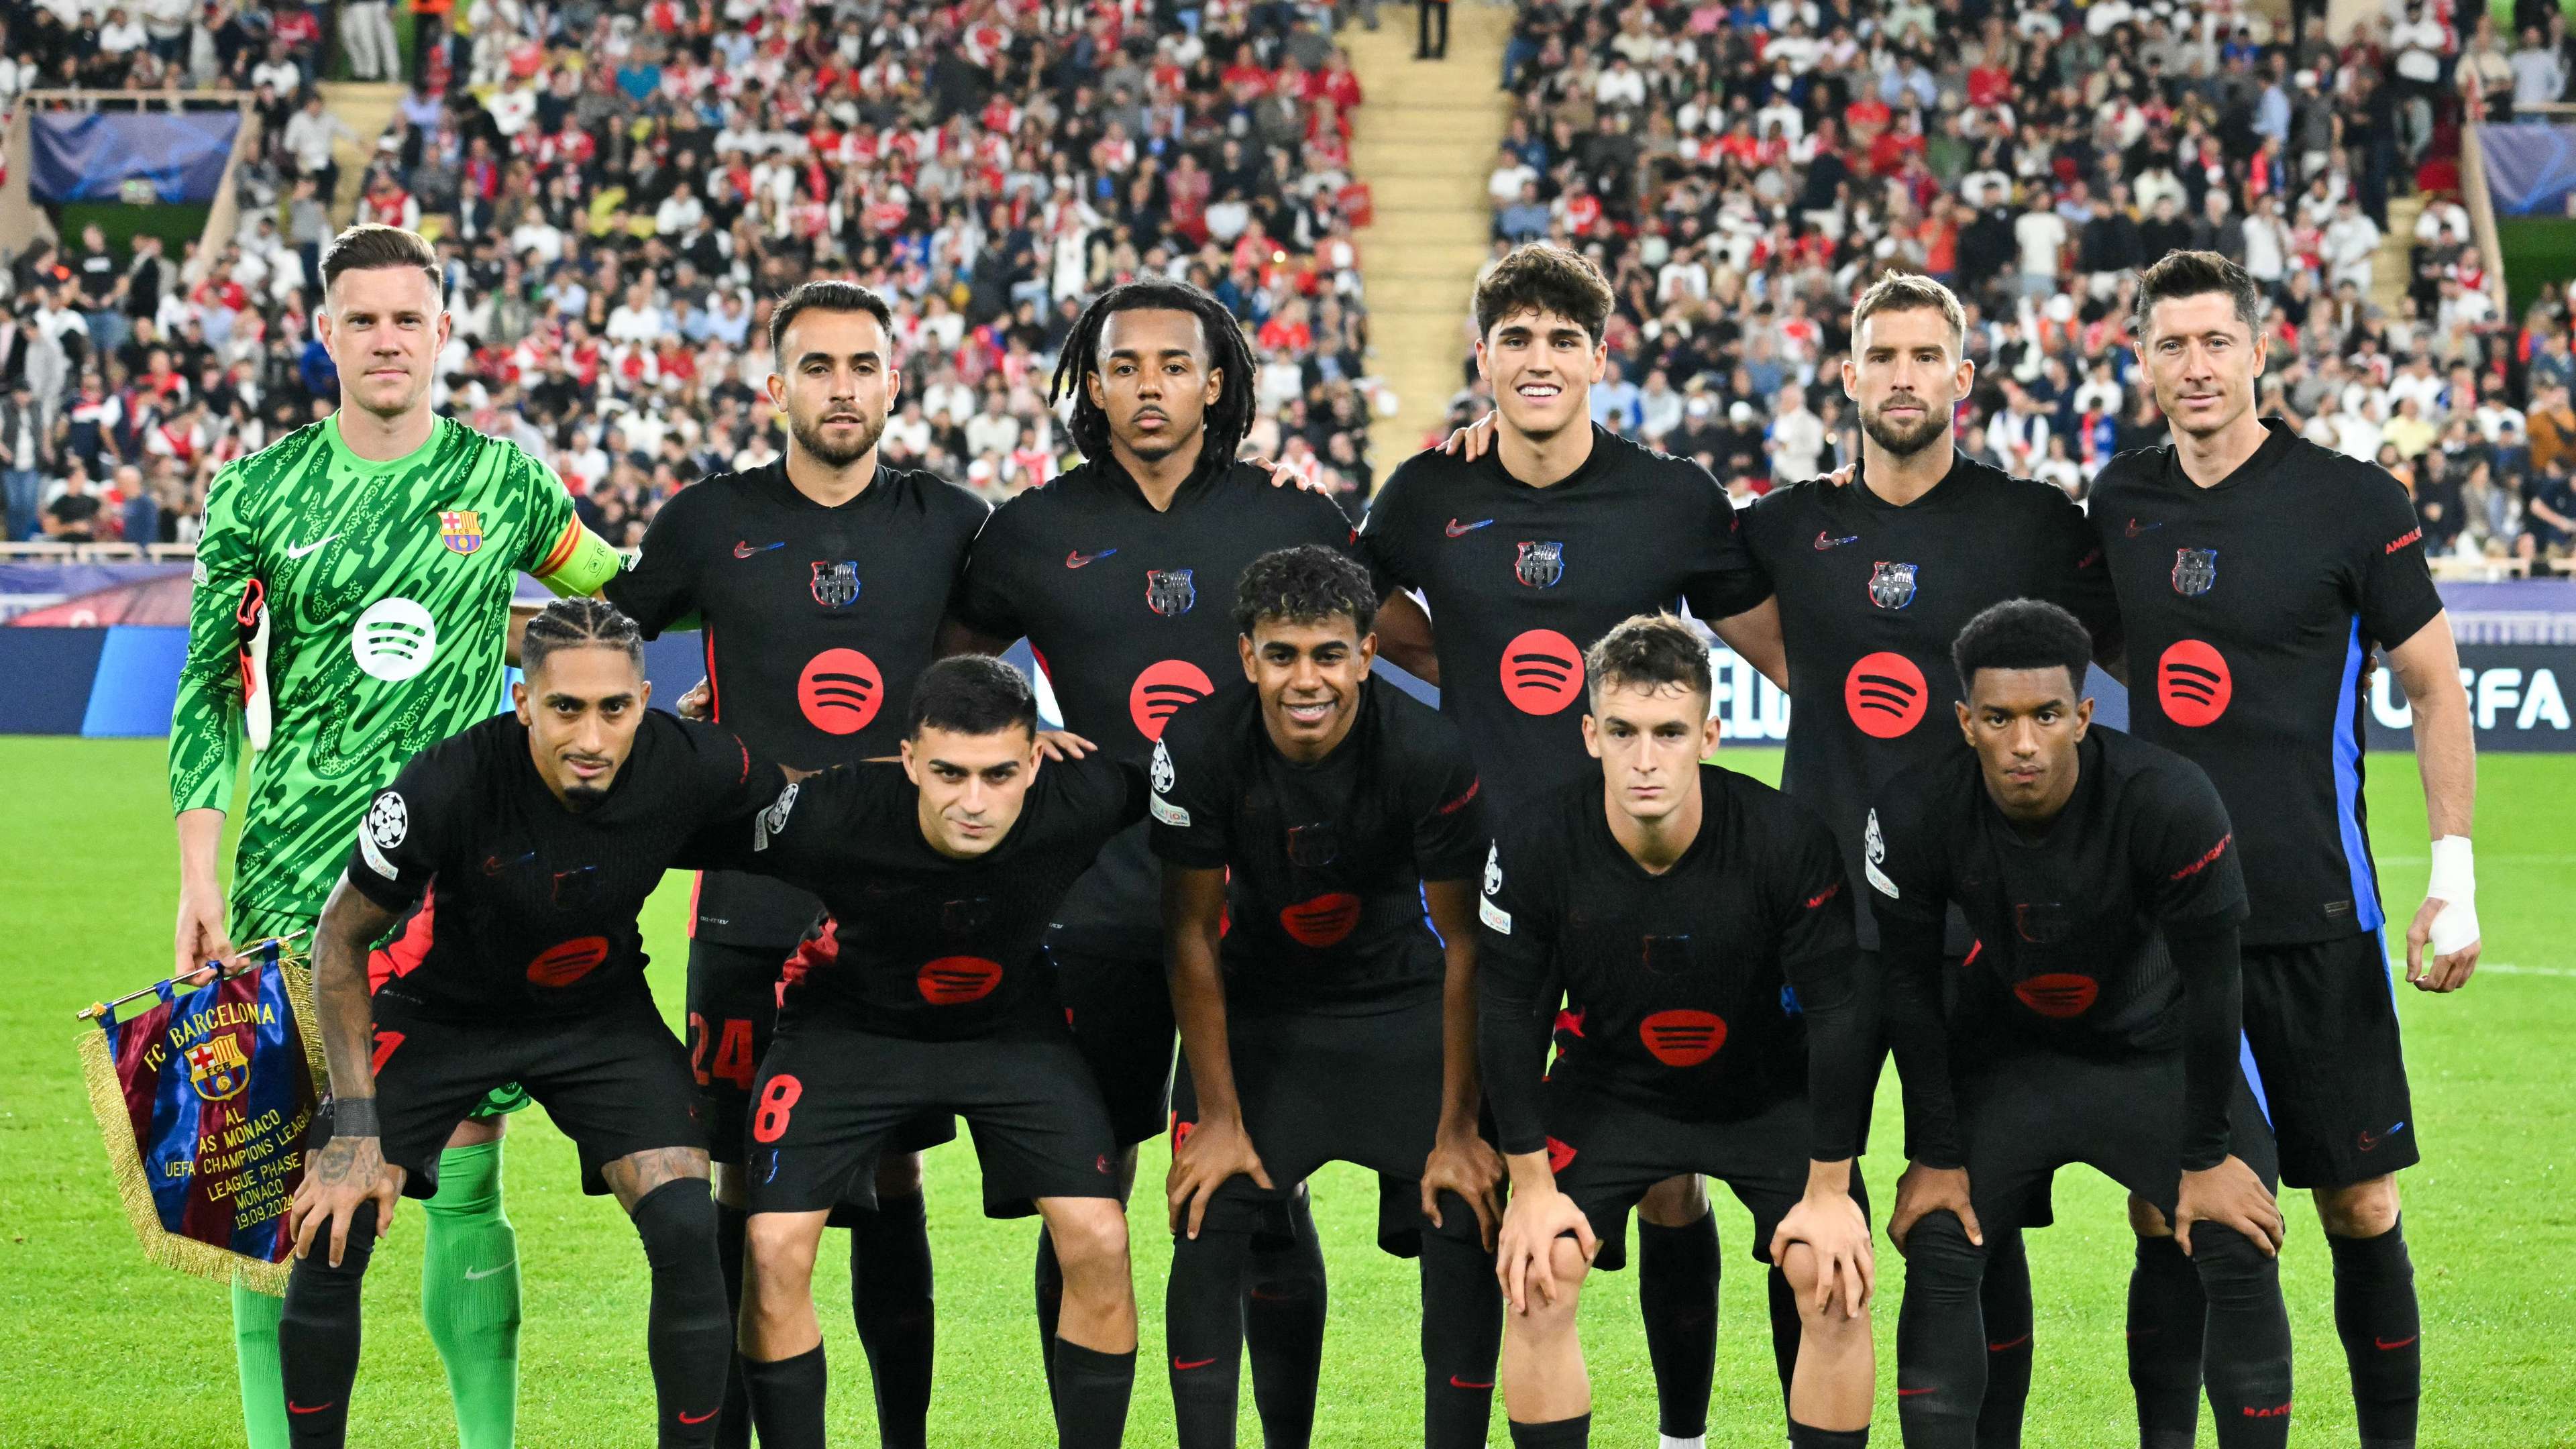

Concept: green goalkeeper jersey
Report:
left=170, top=413, right=578, bottom=924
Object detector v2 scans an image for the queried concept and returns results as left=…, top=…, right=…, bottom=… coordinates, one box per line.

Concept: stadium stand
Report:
left=0, top=0, right=1395, bottom=549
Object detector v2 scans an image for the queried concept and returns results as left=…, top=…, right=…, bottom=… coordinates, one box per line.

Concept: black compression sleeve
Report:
left=1876, top=907, right=1962, bottom=1168
left=1789, top=952, right=1873, bottom=1162
left=2164, top=918, right=2244, bottom=1172
left=1477, top=973, right=1554, bottom=1157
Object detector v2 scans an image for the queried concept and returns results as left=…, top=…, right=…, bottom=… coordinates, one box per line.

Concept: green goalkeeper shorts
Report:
left=234, top=906, right=531, bottom=1121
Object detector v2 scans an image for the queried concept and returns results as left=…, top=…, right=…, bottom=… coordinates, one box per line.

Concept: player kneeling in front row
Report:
left=679, top=655, right=1145, bottom=1449
left=1871, top=600, right=2292, bottom=1448
left=1152, top=546, right=1504, bottom=1448
left=280, top=599, right=792, bottom=1448
left=1481, top=613, right=1878, bottom=1449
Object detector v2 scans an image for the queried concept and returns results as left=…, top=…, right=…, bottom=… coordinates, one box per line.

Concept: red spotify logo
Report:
left=1128, top=659, right=1216, bottom=740
left=1843, top=652, right=1928, bottom=738
left=917, top=956, right=1003, bottom=1004
left=1279, top=892, right=1362, bottom=947
left=2156, top=640, right=2232, bottom=727
left=1638, top=1009, right=1728, bottom=1067
left=1500, top=629, right=1585, bottom=715
left=2012, top=973, right=2100, bottom=1018
left=527, top=936, right=610, bottom=987
left=798, top=649, right=883, bottom=735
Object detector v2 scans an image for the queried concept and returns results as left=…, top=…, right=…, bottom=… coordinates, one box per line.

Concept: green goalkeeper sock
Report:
left=233, top=1279, right=288, bottom=1449
left=421, top=1140, right=521, bottom=1449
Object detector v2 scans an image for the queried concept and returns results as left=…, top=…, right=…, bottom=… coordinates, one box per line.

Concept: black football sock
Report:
left=1892, top=1210, right=1986, bottom=1449
left=850, top=1191, right=935, bottom=1449
left=1051, top=1340, right=1136, bottom=1449
left=631, top=1179, right=731, bottom=1448
left=278, top=1199, right=381, bottom=1449
left=711, top=1200, right=752, bottom=1449
left=1975, top=1228, right=2035, bottom=1449
left=1789, top=1424, right=1872, bottom=1448
left=2328, top=1216, right=2420, bottom=1448
left=1035, top=1228, right=1066, bottom=1387
left=1166, top=1224, right=1253, bottom=1448
left=1418, top=1216, right=1503, bottom=1449
left=2127, top=1234, right=2206, bottom=1449
left=741, top=1346, right=827, bottom=1449
left=1507, top=1412, right=1590, bottom=1446
left=1635, top=1213, right=1720, bottom=1440
left=2188, top=1223, right=2294, bottom=1449
left=1768, top=1263, right=1803, bottom=1418
left=1243, top=1191, right=1327, bottom=1449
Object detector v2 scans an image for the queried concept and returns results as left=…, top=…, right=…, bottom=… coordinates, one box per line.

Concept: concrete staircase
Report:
left=317, top=81, right=407, bottom=223
left=1344, top=3, right=1513, bottom=470
left=2371, top=192, right=2425, bottom=319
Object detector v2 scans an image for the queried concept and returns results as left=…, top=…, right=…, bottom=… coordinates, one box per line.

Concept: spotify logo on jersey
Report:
left=1129, top=659, right=1216, bottom=741
left=2156, top=639, right=2233, bottom=727
left=1638, top=1009, right=1728, bottom=1067
left=1843, top=651, right=1927, bottom=738
left=350, top=597, right=439, bottom=682
left=798, top=649, right=883, bottom=735
left=1500, top=629, right=1584, bottom=714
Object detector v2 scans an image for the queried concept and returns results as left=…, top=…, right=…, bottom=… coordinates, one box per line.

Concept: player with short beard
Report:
left=600, top=280, right=991, bottom=1449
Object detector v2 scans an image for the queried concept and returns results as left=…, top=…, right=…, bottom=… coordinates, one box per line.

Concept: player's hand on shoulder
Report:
left=1888, top=1160, right=1980, bottom=1253
left=1772, top=1180, right=1876, bottom=1317
left=1165, top=1114, right=1271, bottom=1239
left=289, top=1124, right=404, bottom=1268
left=676, top=677, right=712, bottom=722
left=1822, top=461, right=1856, bottom=488
left=1493, top=1179, right=1597, bottom=1313
left=2173, top=1154, right=2284, bottom=1257
left=1034, top=728, right=1096, bottom=761
left=1419, top=1130, right=1507, bottom=1250
left=1437, top=409, right=1499, bottom=462
left=1248, top=452, right=1329, bottom=492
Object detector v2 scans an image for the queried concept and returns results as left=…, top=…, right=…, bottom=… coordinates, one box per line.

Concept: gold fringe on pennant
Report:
left=75, top=955, right=327, bottom=1299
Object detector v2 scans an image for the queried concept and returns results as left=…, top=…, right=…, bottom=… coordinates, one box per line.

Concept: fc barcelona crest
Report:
left=439, top=510, right=484, bottom=555
left=810, top=561, right=861, bottom=608
left=1515, top=541, right=1566, bottom=589
left=941, top=897, right=994, bottom=936
left=2172, top=548, right=2218, bottom=597
left=1868, top=561, right=1919, bottom=610
left=184, top=1036, right=250, bottom=1102
left=1146, top=569, right=1196, bottom=616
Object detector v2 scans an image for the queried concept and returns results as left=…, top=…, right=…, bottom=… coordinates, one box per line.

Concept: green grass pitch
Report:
left=3, top=738, right=2571, bottom=1447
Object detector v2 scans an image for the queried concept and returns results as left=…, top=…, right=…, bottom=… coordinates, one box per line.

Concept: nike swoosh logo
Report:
left=287, top=1401, right=336, bottom=1415
left=678, top=1409, right=720, bottom=1424
left=1445, top=518, right=1493, bottom=537
left=1448, top=1376, right=1493, bottom=1389
left=2375, top=1335, right=2418, bottom=1351
left=462, top=1259, right=517, bottom=1281
left=1171, top=1357, right=1217, bottom=1371
left=733, top=540, right=785, bottom=559
left=1897, top=1387, right=1936, bottom=1397
left=284, top=534, right=339, bottom=559
left=1065, top=548, right=1117, bottom=568
left=1814, top=530, right=1858, bottom=549
left=2125, top=518, right=2164, bottom=536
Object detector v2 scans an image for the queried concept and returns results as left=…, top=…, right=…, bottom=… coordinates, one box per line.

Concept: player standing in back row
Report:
left=942, top=277, right=1357, bottom=1440
left=1364, top=244, right=1780, bottom=1449
left=2092, top=252, right=2479, bottom=1449
left=601, top=279, right=988, bottom=1449
left=169, top=224, right=627, bottom=1449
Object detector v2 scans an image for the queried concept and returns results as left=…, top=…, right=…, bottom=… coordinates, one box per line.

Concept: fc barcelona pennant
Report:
left=77, top=945, right=326, bottom=1294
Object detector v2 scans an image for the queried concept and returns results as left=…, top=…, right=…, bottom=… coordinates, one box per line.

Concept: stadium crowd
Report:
left=0, top=0, right=1391, bottom=548
left=1459, top=0, right=2576, bottom=568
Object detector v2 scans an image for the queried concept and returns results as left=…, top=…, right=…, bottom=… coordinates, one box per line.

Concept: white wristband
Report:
left=2424, top=835, right=2479, bottom=956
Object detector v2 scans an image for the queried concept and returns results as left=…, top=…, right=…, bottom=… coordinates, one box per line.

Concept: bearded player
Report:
left=170, top=225, right=625, bottom=1449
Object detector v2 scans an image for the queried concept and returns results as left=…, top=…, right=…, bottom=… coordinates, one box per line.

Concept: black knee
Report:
left=2185, top=1222, right=2278, bottom=1301
left=633, top=1177, right=718, bottom=1269
left=284, top=1199, right=383, bottom=1305
left=1904, top=1212, right=1988, bottom=1299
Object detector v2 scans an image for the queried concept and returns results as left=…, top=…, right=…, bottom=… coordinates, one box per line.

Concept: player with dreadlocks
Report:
left=944, top=276, right=1396, bottom=1441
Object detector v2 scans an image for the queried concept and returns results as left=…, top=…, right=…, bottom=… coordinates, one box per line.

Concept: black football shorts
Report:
left=2238, top=930, right=2419, bottom=1188
left=360, top=983, right=701, bottom=1198
left=687, top=936, right=955, bottom=1164
left=1048, top=938, right=1178, bottom=1147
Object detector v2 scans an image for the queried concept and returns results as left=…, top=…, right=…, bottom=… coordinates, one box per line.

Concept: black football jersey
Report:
left=1477, top=763, right=1857, bottom=1149
left=1146, top=677, right=1487, bottom=1008
left=949, top=458, right=1357, bottom=954
left=676, top=755, right=1148, bottom=1040
left=2090, top=420, right=2445, bottom=945
left=1356, top=427, right=1771, bottom=818
left=1739, top=452, right=2122, bottom=949
left=346, top=710, right=784, bottom=1021
left=602, top=460, right=989, bottom=947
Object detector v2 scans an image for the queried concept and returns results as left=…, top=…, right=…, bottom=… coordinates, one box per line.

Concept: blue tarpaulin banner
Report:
left=2479, top=123, right=2576, bottom=216
left=30, top=111, right=239, bottom=204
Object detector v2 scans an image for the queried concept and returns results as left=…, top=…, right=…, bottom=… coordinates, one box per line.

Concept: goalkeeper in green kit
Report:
left=168, top=225, right=626, bottom=1449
